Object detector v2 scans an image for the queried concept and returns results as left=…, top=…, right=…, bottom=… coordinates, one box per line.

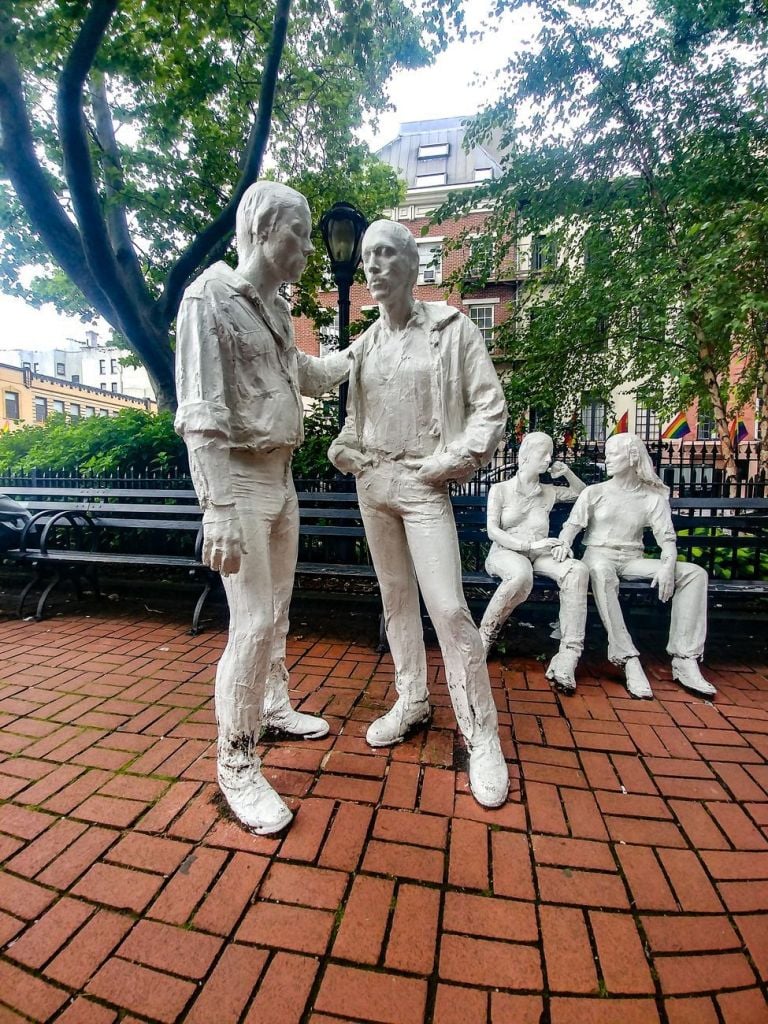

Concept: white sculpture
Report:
left=479, top=432, right=588, bottom=693
left=175, top=181, right=354, bottom=834
left=554, top=432, right=716, bottom=700
left=328, top=219, right=510, bottom=808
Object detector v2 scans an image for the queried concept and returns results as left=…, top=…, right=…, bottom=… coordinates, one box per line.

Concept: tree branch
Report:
left=157, top=0, right=292, bottom=324
left=0, top=29, right=119, bottom=323
left=57, top=0, right=152, bottom=344
left=89, top=69, right=152, bottom=312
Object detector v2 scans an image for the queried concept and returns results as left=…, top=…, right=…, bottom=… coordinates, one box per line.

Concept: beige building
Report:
left=1, top=362, right=155, bottom=431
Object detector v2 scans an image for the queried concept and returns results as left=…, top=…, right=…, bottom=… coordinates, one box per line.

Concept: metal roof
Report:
left=375, top=116, right=504, bottom=189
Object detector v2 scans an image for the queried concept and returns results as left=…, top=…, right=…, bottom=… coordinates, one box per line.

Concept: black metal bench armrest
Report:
left=37, top=510, right=95, bottom=556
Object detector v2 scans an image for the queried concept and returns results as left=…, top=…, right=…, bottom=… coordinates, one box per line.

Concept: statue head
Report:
left=604, top=432, right=668, bottom=494
left=236, top=181, right=313, bottom=283
left=518, top=431, right=553, bottom=471
left=361, top=219, right=419, bottom=305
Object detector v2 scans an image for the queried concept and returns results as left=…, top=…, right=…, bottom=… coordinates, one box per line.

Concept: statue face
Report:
left=604, top=435, right=632, bottom=477
left=524, top=437, right=553, bottom=474
left=262, top=201, right=314, bottom=284
left=362, top=224, right=413, bottom=306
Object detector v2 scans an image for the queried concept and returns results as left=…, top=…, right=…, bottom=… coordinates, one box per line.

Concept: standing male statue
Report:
left=175, top=181, right=354, bottom=835
left=328, top=219, right=510, bottom=807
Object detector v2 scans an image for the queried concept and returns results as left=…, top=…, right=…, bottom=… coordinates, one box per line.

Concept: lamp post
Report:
left=319, top=202, right=368, bottom=430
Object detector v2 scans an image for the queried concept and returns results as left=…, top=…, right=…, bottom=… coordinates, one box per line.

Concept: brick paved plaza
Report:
left=1, top=608, right=767, bottom=1023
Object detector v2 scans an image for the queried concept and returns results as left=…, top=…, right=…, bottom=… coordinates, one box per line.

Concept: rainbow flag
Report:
left=728, top=418, right=749, bottom=445
left=609, top=411, right=629, bottom=436
left=661, top=412, right=691, bottom=440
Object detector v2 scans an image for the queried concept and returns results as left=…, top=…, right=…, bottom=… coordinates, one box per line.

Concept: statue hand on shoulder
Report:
left=202, top=507, right=247, bottom=576
left=651, top=559, right=676, bottom=603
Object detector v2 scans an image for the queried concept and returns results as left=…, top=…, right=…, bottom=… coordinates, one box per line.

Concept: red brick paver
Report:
left=1, top=611, right=768, bottom=1022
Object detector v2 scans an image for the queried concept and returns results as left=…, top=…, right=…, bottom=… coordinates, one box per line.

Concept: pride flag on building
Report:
left=728, top=418, right=749, bottom=445
left=661, top=412, right=691, bottom=440
left=608, top=410, right=629, bottom=436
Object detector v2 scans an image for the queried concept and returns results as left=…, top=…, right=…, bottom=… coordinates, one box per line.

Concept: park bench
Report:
left=1, top=484, right=766, bottom=637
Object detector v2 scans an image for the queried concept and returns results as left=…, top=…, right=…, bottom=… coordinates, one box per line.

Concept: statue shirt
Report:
left=566, top=480, right=676, bottom=553
left=496, top=476, right=577, bottom=543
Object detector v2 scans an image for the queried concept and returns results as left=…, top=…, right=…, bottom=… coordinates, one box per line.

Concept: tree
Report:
left=0, top=1, right=431, bottom=410
left=437, top=0, right=768, bottom=477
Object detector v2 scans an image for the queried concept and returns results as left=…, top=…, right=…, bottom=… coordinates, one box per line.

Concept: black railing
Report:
left=0, top=439, right=765, bottom=498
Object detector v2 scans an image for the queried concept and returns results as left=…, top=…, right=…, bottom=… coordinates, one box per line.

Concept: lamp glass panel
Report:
left=328, top=219, right=356, bottom=263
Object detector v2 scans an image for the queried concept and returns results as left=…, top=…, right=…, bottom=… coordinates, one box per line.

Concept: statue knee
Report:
left=589, top=561, right=619, bottom=590
left=561, top=559, right=589, bottom=593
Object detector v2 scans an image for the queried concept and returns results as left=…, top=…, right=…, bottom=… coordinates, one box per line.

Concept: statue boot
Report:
left=545, top=647, right=579, bottom=695
left=467, top=731, right=509, bottom=808
left=217, top=730, right=292, bottom=835
left=262, top=659, right=330, bottom=739
left=625, top=656, right=654, bottom=700
left=366, top=677, right=430, bottom=747
left=671, top=657, right=717, bottom=698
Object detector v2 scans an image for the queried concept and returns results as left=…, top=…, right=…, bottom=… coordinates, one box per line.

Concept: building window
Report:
left=34, top=397, right=47, bottom=422
left=69, top=403, right=80, bottom=420
left=84, top=406, right=95, bottom=418
left=415, top=172, right=447, bottom=189
left=468, top=304, right=495, bottom=348
left=110, top=358, right=118, bottom=374
left=581, top=397, right=606, bottom=441
left=697, top=409, right=717, bottom=440
left=532, top=234, right=556, bottom=271
left=98, top=408, right=109, bottom=417
left=53, top=399, right=65, bottom=415
left=111, top=382, right=118, bottom=392
left=635, top=403, right=660, bottom=441
left=4, top=391, right=19, bottom=419
left=56, top=362, right=66, bottom=376
left=71, top=374, right=80, bottom=385
left=99, top=359, right=106, bottom=374
left=417, top=143, right=449, bottom=159
left=467, top=236, right=495, bottom=280
left=100, top=381, right=106, bottom=390
left=474, top=167, right=493, bottom=182
left=33, top=363, right=39, bottom=373
left=22, top=361, right=31, bottom=370
left=417, top=240, right=442, bottom=285
left=319, top=310, right=340, bottom=355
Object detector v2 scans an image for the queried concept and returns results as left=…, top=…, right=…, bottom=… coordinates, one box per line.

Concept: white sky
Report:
left=0, top=1, right=531, bottom=353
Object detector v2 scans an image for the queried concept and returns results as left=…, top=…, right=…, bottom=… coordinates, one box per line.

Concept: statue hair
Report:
left=364, top=219, right=420, bottom=284
left=609, top=433, right=669, bottom=495
left=236, top=181, right=309, bottom=258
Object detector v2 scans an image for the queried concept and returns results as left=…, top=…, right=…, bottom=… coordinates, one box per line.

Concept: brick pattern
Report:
left=1, top=613, right=768, bottom=1023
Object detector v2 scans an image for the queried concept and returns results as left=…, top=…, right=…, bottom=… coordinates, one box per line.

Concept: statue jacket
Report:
left=174, top=261, right=351, bottom=451
left=332, top=301, right=507, bottom=482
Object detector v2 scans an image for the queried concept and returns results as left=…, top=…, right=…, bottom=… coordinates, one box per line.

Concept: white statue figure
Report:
left=328, top=219, right=510, bottom=808
left=554, top=432, right=716, bottom=700
left=175, top=181, right=355, bottom=834
left=479, top=431, right=588, bottom=694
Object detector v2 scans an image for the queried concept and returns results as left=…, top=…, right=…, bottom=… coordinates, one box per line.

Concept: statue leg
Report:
left=479, top=547, right=534, bottom=653
left=583, top=548, right=652, bottom=699
left=263, top=472, right=330, bottom=738
left=358, top=467, right=430, bottom=747
left=402, top=485, right=508, bottom=808
left=534, top=554, right=588, bottom=693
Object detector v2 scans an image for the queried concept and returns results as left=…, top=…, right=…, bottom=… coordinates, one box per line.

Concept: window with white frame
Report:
left=415, top=172, right=447, bottom=188
left=34, top=396, right=47, bottom=422
left=417, top=240, right=442, bottom=285
left=580, top=396, right=607, bottom=441
left=4, top=391, right=19, bottom=419
left=417, top=143, right=449, bottom=159
left=635, top=402, right=660, bottom=441
left=319, top=310, right=340, bottom=355
left=532, top=234, right=556, bottom=271
left=474, top=167, right=493, bottom=182
left=468, top=304, right=495, bottom=348
left=467, top=236, right=495, bottom=280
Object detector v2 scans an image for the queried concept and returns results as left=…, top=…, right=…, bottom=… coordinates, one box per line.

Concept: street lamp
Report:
left=319, top=202, right=368, bottom=429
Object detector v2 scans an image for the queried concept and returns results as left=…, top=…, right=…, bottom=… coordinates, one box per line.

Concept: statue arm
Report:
left=550, top=461, right=587, bottom=500
left=649, top=495, right=678, bottom=602
left=297, top=346, right=353, bottom=398
left=552, top=488, right=591, bottom=561
left=486, top=485, right=532, bottom=553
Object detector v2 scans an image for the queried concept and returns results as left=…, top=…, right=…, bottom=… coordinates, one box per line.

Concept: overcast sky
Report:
left=0, top=1, right=532, bottom=353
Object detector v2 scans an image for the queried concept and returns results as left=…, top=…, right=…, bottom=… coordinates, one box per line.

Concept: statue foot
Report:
left=263, top=703, right=330, bottom=740
left=545, top=649, right=579, bottom=694
left=625, top=657, right=654, bottom=700
left=366, top=696, right=430, bottom=747
left=217, top=763, right=292, bottom=835
left=671, top=657, right=717, bottom=698
left=468, top=734, right=509, bottom=808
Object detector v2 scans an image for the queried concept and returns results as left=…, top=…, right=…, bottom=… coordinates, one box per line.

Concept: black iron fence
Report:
left=0, top=439, right=765, bottom=498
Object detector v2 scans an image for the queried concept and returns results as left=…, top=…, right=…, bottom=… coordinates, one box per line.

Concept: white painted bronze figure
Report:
left=479, top=432, right=588, bottom=693
left=328, top=219, right=510, bottom=808
left=554, top=432, right=716, bottom=700
left=175, top=181, right=354, bottom=834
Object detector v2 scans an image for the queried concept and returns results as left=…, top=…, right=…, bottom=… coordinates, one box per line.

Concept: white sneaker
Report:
left=545, top=649, right=579, bottom=694
left=217, top=763, right=292, bottom=835
left=625, top=657, right=654, bottom=700
left=366, top=697, right=430, bottom=748
left=263, top=703, right=330, bottom=739
left=672, top=657, right=717, bottom=698
left=468, top=735, right=509, bottom=808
